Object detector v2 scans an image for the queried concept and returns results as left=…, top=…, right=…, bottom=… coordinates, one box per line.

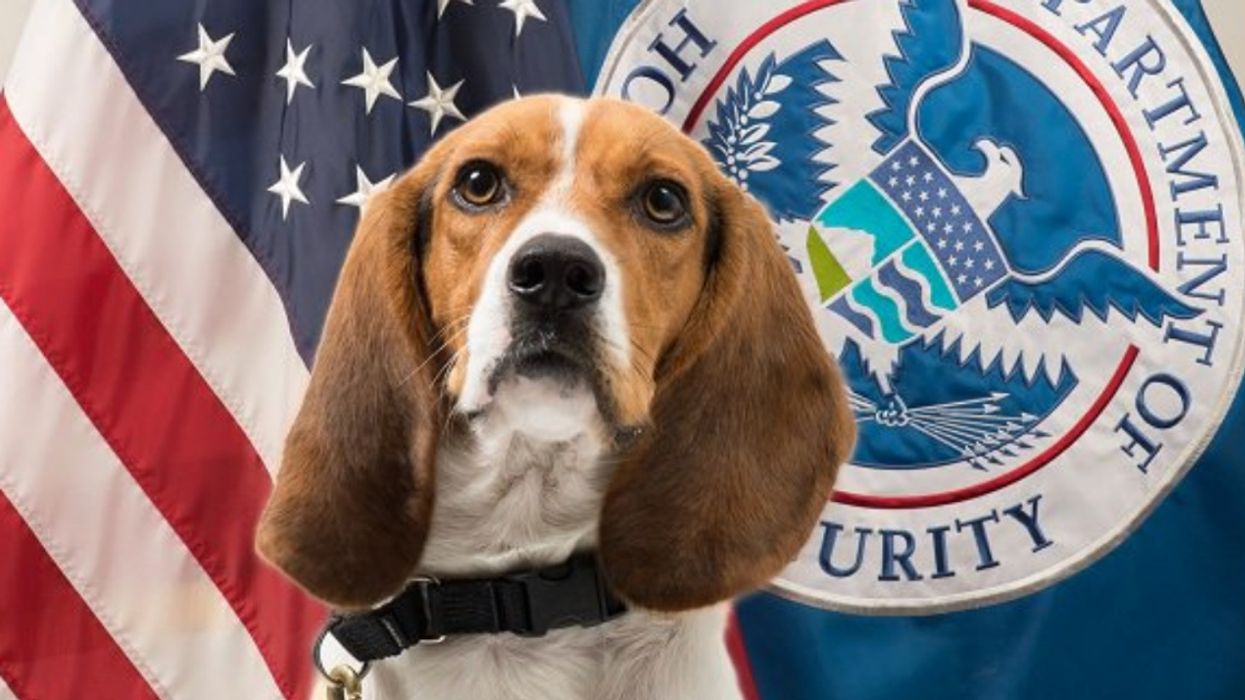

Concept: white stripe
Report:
left=0, top=301, right=285, bottom=700
left=0, top=674, right=16, bottom=700
left=4, top=0, right=307, bottom=474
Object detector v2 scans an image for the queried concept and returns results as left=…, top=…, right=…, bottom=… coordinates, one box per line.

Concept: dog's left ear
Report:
left=600, top=180, right=855, bottom=612
left=255, top=172, right=443, bottom=610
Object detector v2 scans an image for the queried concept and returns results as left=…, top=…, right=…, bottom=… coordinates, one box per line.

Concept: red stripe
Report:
left=0, top=490, right=158, bottom=700
left=726, top=610, right=761, bottom=700
left=0, top=100, right=324, bottom=698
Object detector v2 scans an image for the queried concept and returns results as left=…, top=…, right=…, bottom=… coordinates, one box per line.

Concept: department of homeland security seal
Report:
left=597, top=0, right=1245, bottom=612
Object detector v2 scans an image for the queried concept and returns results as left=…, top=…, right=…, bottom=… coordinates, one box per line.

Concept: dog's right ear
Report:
left=256, top=174, right=442, bottom=610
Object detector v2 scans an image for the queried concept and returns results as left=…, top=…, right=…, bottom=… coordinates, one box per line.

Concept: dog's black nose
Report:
left=508, top=234, right=605, bottom=311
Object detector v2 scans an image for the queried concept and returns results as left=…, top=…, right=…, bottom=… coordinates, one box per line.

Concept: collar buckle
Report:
left=507, top=554, right=626, bottom=637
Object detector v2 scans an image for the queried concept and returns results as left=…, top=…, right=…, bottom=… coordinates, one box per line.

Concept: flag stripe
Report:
left=0, top=675, right=17, bottom=700
left=0, top=300, right=284, bottom=699
left=0, top=490, right=158, bottom=700
left=4, top=0, right=309, bottom=474
left=0, top=102, right=322, bottom=699
left=725, top=612, right=760, bottom=700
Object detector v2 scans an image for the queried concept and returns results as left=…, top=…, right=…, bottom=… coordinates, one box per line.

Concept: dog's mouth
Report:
left=488, top=331, right=597, bottom=395
left=478, top=323, right=628, bottom=426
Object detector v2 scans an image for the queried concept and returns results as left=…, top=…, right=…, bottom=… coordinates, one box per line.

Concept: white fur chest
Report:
left=418, top=375, right=612, bottom=576
left=356, top=378, right=742, bottom=700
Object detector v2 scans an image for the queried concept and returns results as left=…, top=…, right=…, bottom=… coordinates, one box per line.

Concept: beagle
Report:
left=256, top=95, right=855, bottom=700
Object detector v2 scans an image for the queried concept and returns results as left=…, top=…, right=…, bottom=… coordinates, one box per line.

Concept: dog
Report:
left=256, top=95, right=855, bottom=700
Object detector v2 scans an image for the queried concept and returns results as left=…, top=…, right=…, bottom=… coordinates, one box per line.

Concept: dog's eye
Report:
left=640, top=180, right=689, bottom=228
left=453, top=161, right=505, bottom=209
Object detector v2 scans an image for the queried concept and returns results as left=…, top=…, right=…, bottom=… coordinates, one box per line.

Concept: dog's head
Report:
left=256, top=96, right=855, bottom=612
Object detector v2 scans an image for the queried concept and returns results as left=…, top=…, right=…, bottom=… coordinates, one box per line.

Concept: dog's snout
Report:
left=508, top=234, right=605, bottom=311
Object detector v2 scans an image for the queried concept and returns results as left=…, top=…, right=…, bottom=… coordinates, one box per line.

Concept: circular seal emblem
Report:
left=597, top=0, right=1245, bottom=612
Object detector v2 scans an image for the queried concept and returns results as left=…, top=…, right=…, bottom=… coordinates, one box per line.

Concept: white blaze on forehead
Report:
left=551, top=97, right=584, bottom=197
left=457, top=97, right=633, bottom=419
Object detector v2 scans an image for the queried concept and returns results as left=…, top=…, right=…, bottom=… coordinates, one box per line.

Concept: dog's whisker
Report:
left=406, top=323, right=473, bottom=386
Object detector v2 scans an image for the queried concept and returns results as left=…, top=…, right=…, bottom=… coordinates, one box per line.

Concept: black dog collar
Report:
left=321, top=552, right=627, bottom=664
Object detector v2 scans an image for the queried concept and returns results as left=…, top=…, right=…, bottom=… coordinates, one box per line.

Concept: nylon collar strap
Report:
left=325, top=553, right=627, bottom=662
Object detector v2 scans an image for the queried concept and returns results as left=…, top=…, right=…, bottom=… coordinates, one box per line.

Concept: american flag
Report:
left=0, top=0, right=588, bottom=697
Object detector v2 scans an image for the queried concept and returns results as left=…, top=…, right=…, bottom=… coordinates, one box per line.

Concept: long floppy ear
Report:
left=600, top=182, right=856, bottom=612
left=256, top=177, right=442, bottom=610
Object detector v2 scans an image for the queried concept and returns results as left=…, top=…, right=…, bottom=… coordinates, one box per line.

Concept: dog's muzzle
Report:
left=491, top=233, right=606, bottom=388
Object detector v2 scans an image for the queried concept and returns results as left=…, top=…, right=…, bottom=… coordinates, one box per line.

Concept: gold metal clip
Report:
left=314, top=624, right=369, bottom=700
left=324, top=664, right=364, bottom=700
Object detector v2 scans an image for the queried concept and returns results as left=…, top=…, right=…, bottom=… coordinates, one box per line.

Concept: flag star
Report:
left=888, top=176, right=899, bottom=187
left=938, top=187, right=948, bottom=198
left=409, top=72, right=466, bottom=134
left=905, top=175, right=916, bottom=187
left=923, top=171, right=934, bottom=183
left=438, top=0, right=474, bottom=19
left=499, top=0, right=548, bottom=37
left=926, top=222, right=937, bottom=233
left=343, top=49, right=402, bottom=114
left=178, top=24, right=235, bottom=91
left=937, top=238, right=948, bottom=249
left=901, top=191, right=912, bottom=202
left=944, top=223, right=954, bottom=234
left=948, top=256, right=959, bottom=267
left=951, top=204, right=962, bottom=215
left=275, top=40, right=314, bottom=104
left=985, top=259, right=996, bottom=271
left=908, top=156, right=919, bottom=167
left=973, top=240, right=985, bottom=252
left=268, top=156, right=310, bottom=220
left=954, top=240, right=964, bottom=252
left=962, top=222, right=974, bottom=233
left=337, top=166, right=396, bottom=209
left=919, top=190, right=930, bottom=202
left=965, top=257, right=976, bottom=270
left=891, top=161, right=902, bottom=172
left=932, top=206, right=942, bottom=218
left=957, top=273, right=969, bottom=285
left=915, top=206, right=925, bottom=218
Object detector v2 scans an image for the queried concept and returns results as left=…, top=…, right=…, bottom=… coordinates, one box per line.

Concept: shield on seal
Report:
left=808, top=139, right=1006, bottom=347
